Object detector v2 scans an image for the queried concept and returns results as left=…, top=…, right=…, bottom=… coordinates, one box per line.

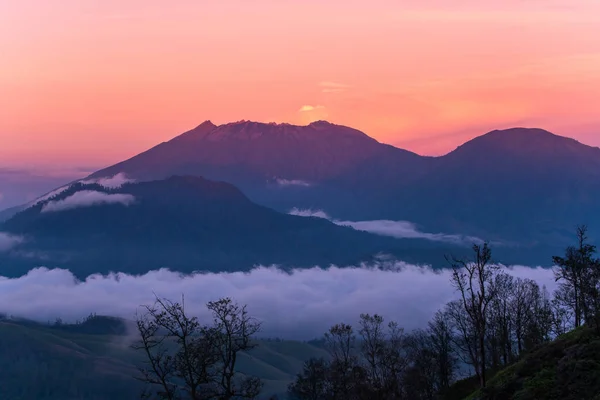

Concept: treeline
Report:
left=287, top=225, right=600, bottom=400
left=132, top=225, right=600, bottom=400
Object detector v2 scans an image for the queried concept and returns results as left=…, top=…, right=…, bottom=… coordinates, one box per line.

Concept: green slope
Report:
left=453, top=326, right=600, bottom=400
left=0, top=319, right=327, bottom=400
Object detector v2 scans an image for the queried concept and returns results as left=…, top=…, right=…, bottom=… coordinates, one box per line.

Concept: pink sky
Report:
left=1, top=0, right=599, bottom=172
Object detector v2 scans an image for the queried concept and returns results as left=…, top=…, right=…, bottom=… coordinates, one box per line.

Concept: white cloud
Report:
left=0, top=232, right=23, bottom=252
left=24, top=173, right=135, bottom=212
left=298, top=105, right=325, bottom=112
left=0, top=264, right=556, bottom=339
left=80, top=173, right=135, bottom=189
left=289, top=208, right=331, bottom=219
left=275, top=179, right=312, bottom=187
left=289, top=208, right=484, bottom=245
left=28, top=185, right=72, bottom=207
left=319, top=81, right=350, bottom=93
left=41, top=191, right=136, bottom=213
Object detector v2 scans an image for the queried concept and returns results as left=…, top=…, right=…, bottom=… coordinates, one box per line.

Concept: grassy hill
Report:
left=0, top=317, right=327, bottom=400
left=445, top=326, right=600, bottom=400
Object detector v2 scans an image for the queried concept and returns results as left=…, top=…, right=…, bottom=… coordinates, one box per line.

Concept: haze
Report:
left=1, top=0, right=599, bottom=171
left=0, top=263, right=556, bottom=339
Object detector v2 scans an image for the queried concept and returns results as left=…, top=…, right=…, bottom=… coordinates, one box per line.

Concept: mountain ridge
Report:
left=5, top=120, right=600, bottom=250
left=1, top=175, right=477, bottom=278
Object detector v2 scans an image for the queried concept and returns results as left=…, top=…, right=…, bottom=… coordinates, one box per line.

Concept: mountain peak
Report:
left=173, top=120, right=218, bottom=142
left=171, top=119, right=373, bottom=143
left=447, top=126, right=600, bottom=165
left=484, top=127, right=561, bottom=140
left=195, top=120, right=216, bottom=129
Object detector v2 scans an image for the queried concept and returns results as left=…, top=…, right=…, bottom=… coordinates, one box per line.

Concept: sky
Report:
left=1, top=0, right=599, bottom=173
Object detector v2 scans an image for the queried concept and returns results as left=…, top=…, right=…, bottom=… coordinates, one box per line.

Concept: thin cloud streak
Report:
left=275, top=179, right=312, bottom=187
left=0, top=264, right=556, bottom=339
left=80, top=172, right=135, bottom=189
left=319, top=81, right=350, bottom=93
left=0, top=233, right=23, bottom=252
left=41, top=191, right=136, bottom=213
left=289, top=208, right=484, bottom=246
left=298, top=105, right=325, bottom=112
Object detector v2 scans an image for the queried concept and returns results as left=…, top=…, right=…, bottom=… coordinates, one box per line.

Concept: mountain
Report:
left=392, top=128, right=600, bottom=242
left=0, top=204, right=25, bottom=223
left=90, top=120, right=424, bottom=184
left=86, top=122, right=600, bottom=245
left=88, top=120, right=428, bottom=220
left=0, top=175, right=473, bottom=278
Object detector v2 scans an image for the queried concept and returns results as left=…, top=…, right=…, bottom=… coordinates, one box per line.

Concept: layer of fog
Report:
left=0, top=232, right=23, bottom=252
left=41, top=191, right=136, bottom=213
left=289, top=208, right=484, bottom=246
left=0, top=263, right=556, bottom=339
left=27, top=173, right=135, bottom=209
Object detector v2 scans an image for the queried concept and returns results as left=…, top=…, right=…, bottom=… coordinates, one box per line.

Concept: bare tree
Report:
left=324, top=323, right=356, bottom=369
left=445, top=300, right=479, bottom=379
left=358, top=314, right=407, bottom=399
left=206, top=298, right=262, bottom=399
left=133, top=296, right=262, bottom=400
left=487, top=273, right=514, bottom=368
left=427, top=310, right=457, bottom=392
left=447, top=243, right=499, bottom=388
left=553, top=225, right=597, bottom=328
left=323, top=323, right=364, bottom=399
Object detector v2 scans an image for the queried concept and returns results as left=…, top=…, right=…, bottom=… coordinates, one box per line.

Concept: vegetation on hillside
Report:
left=286, top=225, right=600, bottom=400
left=0, top=315, right=327, bottom=400
left=467, top=325, right=600, bottom=400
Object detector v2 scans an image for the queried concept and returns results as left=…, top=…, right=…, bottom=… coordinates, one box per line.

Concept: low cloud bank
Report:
left=80, top=172, right=134, bottom=189
left=0, top=233, right=23, bottom=252
left=0, top=264, right=555, bottom=339
left=29, top=185, right=71, bottom=207
left=26, top=173, right=135, bottom=211
left=290, top=208, right=484, bottom=246
left=41, top=191, right=136, bottom=213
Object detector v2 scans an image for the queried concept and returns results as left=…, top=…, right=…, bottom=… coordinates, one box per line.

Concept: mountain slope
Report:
left=0, top=175, right=472, bottom=277
left=85, top=122, right=600, bottom=245
left=87, top=120, right=428, bottom=220
left=452, top=326, right=600, bottom=400
left=90, top=120, right=425, bottom=184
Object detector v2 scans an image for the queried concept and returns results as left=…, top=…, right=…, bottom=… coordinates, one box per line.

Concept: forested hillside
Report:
left=286, top=226, right=600, bottom=400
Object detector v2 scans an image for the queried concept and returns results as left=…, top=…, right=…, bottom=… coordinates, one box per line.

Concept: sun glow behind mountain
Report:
left=1, top=0, right=599, bottom=169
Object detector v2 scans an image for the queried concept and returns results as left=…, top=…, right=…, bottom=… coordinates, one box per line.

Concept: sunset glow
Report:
left=1, top=0, right=599, bottom=169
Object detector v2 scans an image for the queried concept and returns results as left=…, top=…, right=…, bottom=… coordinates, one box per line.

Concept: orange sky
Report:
left=1, top=0, right=599, bottom=172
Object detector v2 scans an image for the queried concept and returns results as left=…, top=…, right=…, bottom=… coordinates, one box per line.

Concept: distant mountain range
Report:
left=89, top=121, right=600, bottom=244
left=1, top=120, right=598, bottom=276
left=0, top=176, right=478, bottom=277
